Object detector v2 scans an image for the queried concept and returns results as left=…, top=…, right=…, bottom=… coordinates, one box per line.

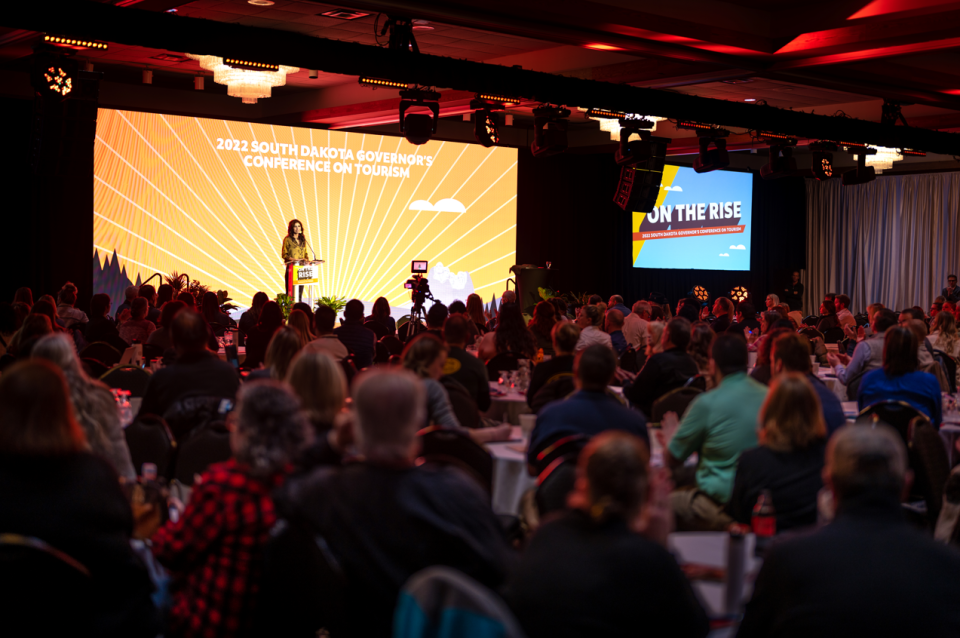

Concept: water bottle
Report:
left=752, top=489, right=776, bottom=556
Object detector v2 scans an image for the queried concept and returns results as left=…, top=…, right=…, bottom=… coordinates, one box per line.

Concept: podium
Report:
left=286, top=260, right=323, bottom=304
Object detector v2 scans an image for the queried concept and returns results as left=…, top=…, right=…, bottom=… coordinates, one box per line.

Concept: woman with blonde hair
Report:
left=727, top=373, right=826, bottom=531
left=31, top=333, right=135, bottom=480
left=930, top=310, right=960, bottom=357
left=287, top=309, right=314, bottom=348
left=286, top=349, right=347, bottom=433
left=645, top=321, right=665, bottom=358
left=249, top=327, right=302, bottom=381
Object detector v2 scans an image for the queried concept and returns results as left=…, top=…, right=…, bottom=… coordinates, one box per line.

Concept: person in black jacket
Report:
left=85, top=293, right=131, bottom=353
left=442, top=314, right=491, bottom=411
left=0, top=360, right=157, bottom=637
left=737, top=423, right=960, bottom=638
left=624, top=317, right=699, bottom=417
left=505, top=431, right=709, bottom=638
left=527, top=322, right=581, bottom=410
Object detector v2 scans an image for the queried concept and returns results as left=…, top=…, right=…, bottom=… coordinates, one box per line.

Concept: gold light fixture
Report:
left=730, top=286, right=749, bottom=303
left=186, top=54, right=298, bottom=104
left=693, top=285, right=709, bottom=302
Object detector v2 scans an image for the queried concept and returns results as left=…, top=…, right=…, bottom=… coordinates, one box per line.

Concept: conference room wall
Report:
left=516, top=150, right=807, bottom=312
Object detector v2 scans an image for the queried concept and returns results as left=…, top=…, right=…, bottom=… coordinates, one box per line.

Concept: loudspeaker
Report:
left=613, top=166, right=663, bottom=212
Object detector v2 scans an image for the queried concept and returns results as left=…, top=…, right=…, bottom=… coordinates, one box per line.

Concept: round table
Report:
left=815, top=369, right=847, bottom=402
left=484, top=381, right=532, bottom=425
left=485, top=426, right=537, bottom=515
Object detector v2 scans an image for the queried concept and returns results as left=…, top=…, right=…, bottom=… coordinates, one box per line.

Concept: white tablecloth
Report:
left=815, top=370, right=847, bottom=402
left=484, top=382, right=531, bottom=425
left=486, top=426, right=536, bottom=515
left=668, top=532, right=761, bottom=619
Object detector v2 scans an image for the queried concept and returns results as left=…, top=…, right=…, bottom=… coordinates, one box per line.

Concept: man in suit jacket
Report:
left=737, top=424, right=960, bottom=638
left=710, top=297, right=734, bottom=333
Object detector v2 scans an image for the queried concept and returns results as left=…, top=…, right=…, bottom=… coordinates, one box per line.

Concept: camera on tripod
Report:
left=404, top=260, right=434, bottom=318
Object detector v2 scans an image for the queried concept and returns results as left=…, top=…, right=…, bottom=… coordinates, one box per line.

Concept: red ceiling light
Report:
left=584, top=43, right=625, bottom=51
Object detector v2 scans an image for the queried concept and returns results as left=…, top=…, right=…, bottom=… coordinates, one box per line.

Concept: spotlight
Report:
left=760, top=143, right=797, bottom=179
left=399, top=88, right=439, bottom=145
left=614, top=122, right=667, bottom=167
left=693, top=286, right=709, bottom=302
left=31, top=54, right=77, bottom=100
left=693, top=134, right=730, bottom=173
left=530, top=105, right=570, bottom=157
left=474, top=110, right=500, bottom=147
left=810, top=142, right=837, bottom=181
left=730, top=286, right=749, bottom=303
left=841, top=148, right=876, bottom=186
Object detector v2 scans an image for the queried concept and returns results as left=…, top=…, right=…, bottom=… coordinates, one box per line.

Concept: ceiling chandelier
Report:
left=186, top=54, right=298, bottom=104
left=851, top=145, right=902, bottom=174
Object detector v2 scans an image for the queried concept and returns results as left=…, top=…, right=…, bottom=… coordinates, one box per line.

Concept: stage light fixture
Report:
left=759, top=132, right=796, bottom=144
left=693, top=131, right=730, bottom=174
left=810, top=142, right=837, bottom=181
left=615, top=124, right=668, bottom=168
left=474, top=110, right=500, bottom=147
left=43, top=35, right=108, bottom=50
left=399, top=88, right=440, bottom=145
left=360, top=77, right=408, bottom=89
left=224, top=59, right=280, bottom=72
left=31, top=53, right=78, bottom=100
left=531, top=105, right=570, bottom=158
left=760, top=143, right=798, bottom=179
left=730, top=286, right=749, bottom=303
left=841, top=149, right=876, bottom=186
left=693, top=286, right=709, bottom=302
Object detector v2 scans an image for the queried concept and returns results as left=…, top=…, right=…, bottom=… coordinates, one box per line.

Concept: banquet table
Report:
left=484, top=381, right=532, bottom=425
left=815, top=368, right=847, bottom=402
left=216, top=346, right=246, bottom=365
left=486, top=426, right=537, bottom=515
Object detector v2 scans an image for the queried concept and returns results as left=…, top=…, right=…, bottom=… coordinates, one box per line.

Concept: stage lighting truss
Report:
left=810, top=142, right=837, bottom=181
left=43, top=35, right=108, bottom=51
left=360, top=77, right=408, bottom=89
left=693, top=286, right=709, bottom=302
left=531, top=105, right=571, bottom=158
left=730, top=286, right=749, bottom=303
left=399, top=88, right=440, bottom=145
left=470, top=98, right=504, bottom=148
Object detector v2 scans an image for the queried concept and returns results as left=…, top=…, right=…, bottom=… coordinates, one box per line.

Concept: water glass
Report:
left=223, top=331, right=234, bottom=347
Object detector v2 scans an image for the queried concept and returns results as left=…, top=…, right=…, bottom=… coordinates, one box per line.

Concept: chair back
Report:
left=529, top=373, right=575, bottom=415
left=932, top=350, right=957, bottom=393
left=439, top=377, right=481, bottom=429
left=822, top=327, right=846, bottom=345
left=364, top=319, right=390, bottom=340
left=651, top=386, right=703, bottom=425
left=0, top=534, right=92, bottom=634
left=374, top=341, right=391, bottom=364
left=100, top=365, right=151, bottom=397
left=163, top=394, right=235, bottom=442
left=535, top=458, right=578, bottom=518
left=530, top=432, right=588, bottom=476
left=685, top=374, right=707, bottom=392
left=909, top=416, right=950, bottom=525
left=619, top=346, right=640, bottom=374
left=380, top=334, right=404, bottom=356
left=394, top=566, right=527, bottom=638
left=486, top=351, right=522, bottom=379
left=802, top=315, right=819, bottom=327
left=854, top=312, right=869, bottom=326
left=174, top=421, right=233, bottom=485
left=856, top=400, right=925, bottom=447
left=81, top=357, right=110, bottom=379
left=124, top=414, right=176, bottom=479
left=417, top=426, right=493, bottom=495
left=79, top=341, right=123, bottom=367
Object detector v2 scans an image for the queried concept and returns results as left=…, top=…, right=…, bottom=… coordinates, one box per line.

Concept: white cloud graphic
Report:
left=729, top=244, right=746, bottom=250
left=719, top=253, right=730, bottom=257
left=409, top=198, right=466, bottom=213
left=662, top=185, right=683, bottom=192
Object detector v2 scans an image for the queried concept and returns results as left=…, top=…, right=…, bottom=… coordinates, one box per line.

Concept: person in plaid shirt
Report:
left=150, top=381, right=311, bottom=638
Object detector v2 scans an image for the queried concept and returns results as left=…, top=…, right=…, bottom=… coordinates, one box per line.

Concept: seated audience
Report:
left=287, top=349, right=347, bottom=435
left=56, top=282, right=88, bottom=329
left=737, top=424, right=960, bottom=638
left=238, top=291, right=269, bottom=337
left=448, top=299, right=480, bottom=341
left=687, top=321, right=715, bottom=387
left=527, top=322, right=581, bottom=408
left=85, top=293, right=130, bottom=353
left=676, top=297, right=701, bottom=324
left=264, top=368, right=514, bottom=637
left=930, top=310, right=960, bottom=357
left=402, top=333, right=461, bottom=429
left=858, top=327, right=942, bottom=427
left=607, top=294, right=632, bottom=317
left=816, top=299, right=841, bottom=333
left=529, top=301, right=557, bottom=356
left=32, top=298, right=65, bottom=332
left=423, top=302, right=448, bottom=340
left=149, top=381, right=311, bottom=638
left=286, top=308, right=314, bottom=347
left=138, top=284, right=161, bottom=324
left=750, top=327, right=794, bottom=386
left=943, top=274, right=960, bottom=305
left=765, top=294, right=779, bottom=311
left=364, top=296, right=396, bottom=337
left=506, top=432, right=709, bottom=638
left=200, top=290, right=235, bottom=330
left=773, top=334, right=845, bottom=435
left=574, top=304, right=613, bottom=352
left=479, top=301, right=537, bottom=361
left=305, top=304, right=349, bottom=361
left=118, top=298, right=156, bottom=345
left=899, top=306, right=926, bottom=326
left=156, top=283, right=174, bottom=310
left=32, top=333, right=136, bottom=480
left=466, top=292, right=489, bottom=335
left=3, top=314, right=53, bottom=364
left=623, top=300, right=651, bottom=351
left=334, top=299, right=376, bottom=369
left=835, top=294, right=856, bottom=329
left=249, top=326, right=302, bottom=381
left=136, top=310, right=240, bottom=425
left=0, top=360, right=157, bottom=636
left=244, top=301, right=285, bottom=370
left=624, top=317, right=699, bottom=418
left=175, top=291, right=196, bottom=311
left=145, top=300, right=187, bottom=351
left=727, top=373, right=826, bottom=531
left=291, top=302, right=315, bottom=331
left=661, top=334, right=768, bottom=531
left=442, top=315, right=491, bottom=411
left=528, top=344, right=649, bottom=468
left=13, top=286, right=34, bottom=309
left=727, top=301, right=760, bottom=340
left=710, top=297, right=734, bottom=333
left=605, top=308, right=628, bottom=355
left=548, top=296, right=570, bottom=322
left=828, top=308, right=898, bottom=396
left=646, top=319, right=665, bottom=357
left=115, top=285, right=139, bottom=321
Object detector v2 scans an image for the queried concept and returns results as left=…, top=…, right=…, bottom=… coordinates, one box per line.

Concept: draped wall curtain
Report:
left=805, top=172, right=960, bottom=314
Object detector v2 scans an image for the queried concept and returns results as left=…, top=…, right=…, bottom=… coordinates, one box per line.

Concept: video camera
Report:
left=404, top=260, right=433, bottom=310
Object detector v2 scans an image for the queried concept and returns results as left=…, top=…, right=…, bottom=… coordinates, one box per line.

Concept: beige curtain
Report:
left=805, top=172, right=960, bottom=313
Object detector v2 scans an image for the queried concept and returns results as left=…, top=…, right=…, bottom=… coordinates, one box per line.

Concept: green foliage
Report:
left=217, top=290, right=238, bottom=313
left=315, top=295, right=347, bottom=315
left=537, top=286, right=557, bottom=301
left=163, top=271, right=209, bottom=301
left=275, top=293, right=293, bottom=320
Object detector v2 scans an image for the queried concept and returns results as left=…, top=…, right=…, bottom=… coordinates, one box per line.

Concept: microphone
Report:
left=308, top=242, right=317, bottom=262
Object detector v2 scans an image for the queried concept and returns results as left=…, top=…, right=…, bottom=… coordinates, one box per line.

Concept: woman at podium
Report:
left=282, top=218, right=311, bottom=301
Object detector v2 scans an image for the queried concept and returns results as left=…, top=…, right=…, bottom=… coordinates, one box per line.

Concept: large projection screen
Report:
left=93, top=109, right=518, bottom=313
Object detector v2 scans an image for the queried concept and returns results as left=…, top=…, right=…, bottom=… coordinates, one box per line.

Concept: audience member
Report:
left=32, top=333, right=136, bottom=480
left=56, top=282, right=88, bottom=329
left=249, top=326, right=302, bottom=381
left=605, top=308, right=628, bottom=355
left=200, top=290, right=235, bottom=330
left=765, top=294, right=780, bottom=311
left=265, top=368, right=514, bottom=637
left=334, top=299, right=376, bottom=369
left=676, top=297, right=701, bottom=324
left=5, top=314, right=53, bottom=362
left=759, top=310, right=780, bottom=336
left=305, top=304, right=349, bottom=361
left=899, top=306, right=925, bottom=325
left=737, top=424, right=960, bottom=638
left=150, top=381, right=311, bottom=638
left=156, top=283, right=174, bottom=309
left=817, top=299, right=840, bottom=333
left=623, top=300, right=651, bottom=351
left=291, top=302, right=315, bottom=332
left=727, top=373, right=826, bottom=531
left=13, top=286, right=34, bottom=309
left=86, top=293, right=130, bottom=352
left=138, top=284, right=161, bottom=324
left=835, top=294, right=856, bottom=329
left=529, top=301, right=557, bottom=355
left=661, top=334, right=767, bottom=531
left=118, top=298, right=156, bottom=345
left=423, top=302, right=449, bottom=340
left=548, top=296, right=570, bottom=322
left=930, top=310, right=960, bottom=357
left=479, top=302, right=537, bottom=360
left=466, top=293, right=489, bottom=335
left=829, top=308, right=898, bottom=396
left=244, top=301, right=285, bottom=370
left=727, top=301, right=760, bottom=340
left=239, top=291, right=269, bottom=337
left=175, top=291, right=196, bottom=311
left=624, top=317, right=699, bottom=418
left=527, top=322, right=580, bottom=409
left=505, top=432, right=709, bottom=638
left=33, top=297, right=65, bottom=332
left=402, top=333, right=461, bottom=429
left=943, top=274, right=960, bottom=304
left=116, top=285, right=139, bottom=321
left=145, top=300, right=187, bottom=351
left=574, top=304, right=613, bottom=352
left=857, top=327, right=942, bottom=427
left=783, top=270, right=804, bottom=311
left=710, top=297, right=734, bottom=333
left=607, top=294, right=631, bottom=317
left=286, top=308, right=314, bottom=347
left=287, top=349, right=347, bottom=435
left=750, top=327, right=794, bottom=385
left=649, top=304, right=665, bottom=322
left=442, top=315, right=491, bottom=411
left=905, top=318, right=936, bottom=368
left=773, top=333, right=845, bottom=435
left=364, top=296, right=396, bottom=337
left=528, top=345, right=648, bottom=466
left=0, top=360, right=157, bottom=636
left=646, top=320, right=665, bottom=357
left=687, top=321, right=715, bottom=386
left=136, top=310, right=240, bottom=426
